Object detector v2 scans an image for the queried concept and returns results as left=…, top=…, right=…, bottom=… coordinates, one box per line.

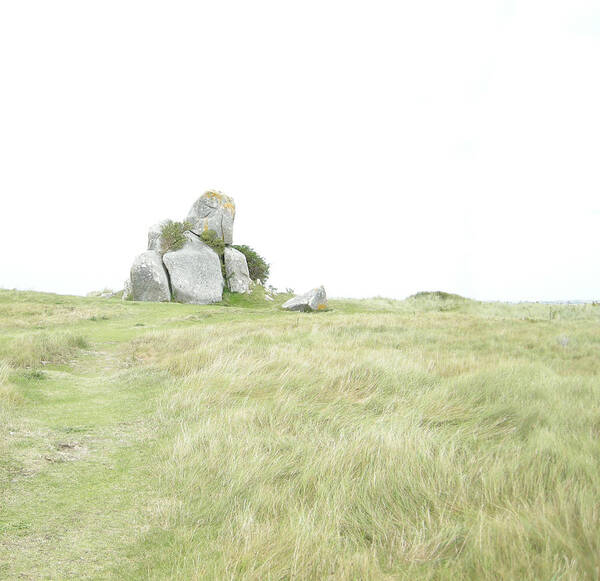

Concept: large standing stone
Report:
left=147, top=220, right=170, bottom=253
left=224, top=247, right=251, bottom=294
left=282, top=286, right=328, bottom=312
left=163, top=232, right=223, bottom=304
left=186, top=191, right=235, bottom=244
left=130, top=251, right=171, bottom=302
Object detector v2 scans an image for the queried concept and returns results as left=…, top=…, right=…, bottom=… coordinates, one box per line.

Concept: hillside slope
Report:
left=1, top=289, right=599, bottom=580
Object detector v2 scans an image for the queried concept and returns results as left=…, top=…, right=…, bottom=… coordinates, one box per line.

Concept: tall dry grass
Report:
left=2, top=289, right=598, bottom=579
left=0, top=360, right=20, bottom=405
left=120, top=310, right=600, bottom=580
left=0, top=332, right=89, bottom=368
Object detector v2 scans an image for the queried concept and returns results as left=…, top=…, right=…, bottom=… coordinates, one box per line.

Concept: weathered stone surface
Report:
left=147, top=220, right=170, bottom=253
left=163, top=231, right=223, bottom=304
left=130, top=251, right=171, bottom=302
left=224, top=247, right=251, bottom=294
left=186, top=190, right=235, bottom=244
left=122, top=278, right=132, bottom=301
left=282, top=286, right=327, bottom=312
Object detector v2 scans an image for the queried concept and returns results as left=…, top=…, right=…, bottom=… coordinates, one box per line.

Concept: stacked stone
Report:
left=126, top=191, right=251, bottom=304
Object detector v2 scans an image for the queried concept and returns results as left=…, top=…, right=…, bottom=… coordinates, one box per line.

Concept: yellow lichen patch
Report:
left=204, top=190, right=224, bottom=201
left=203, top=221, right=209, bottom=232
left=223, top=202, right=235, bottom=215
left=317, top=304, right=327, bottom=311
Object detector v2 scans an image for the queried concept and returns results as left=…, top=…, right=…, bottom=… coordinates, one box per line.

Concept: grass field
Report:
left=0, top=288, right=599, bottom=580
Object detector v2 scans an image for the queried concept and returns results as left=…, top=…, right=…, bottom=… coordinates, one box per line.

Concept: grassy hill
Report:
left=1, top=289, right=599, bottom=580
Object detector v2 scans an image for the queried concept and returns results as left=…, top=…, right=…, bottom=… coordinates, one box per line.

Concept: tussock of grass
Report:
left=1, top=332, right=89, bottom=368
left=408, top=290, right=468, bottom=300
left=0, top=361, right=21, bottom=405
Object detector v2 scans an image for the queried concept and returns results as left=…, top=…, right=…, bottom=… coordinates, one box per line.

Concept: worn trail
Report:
left=0, top=346, right=161, bottom=579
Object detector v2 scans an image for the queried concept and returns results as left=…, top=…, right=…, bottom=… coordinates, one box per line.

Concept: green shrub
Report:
left=199, top=229, right=225, bottom=257
left=18, top=369, right=48, bottom=381
left=232, top=245, right=270, bottom=283
left=160, top=221, right=193, bottom=255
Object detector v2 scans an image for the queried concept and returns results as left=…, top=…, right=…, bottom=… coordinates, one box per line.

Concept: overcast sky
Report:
left=0, top=1, right=598, bottom=302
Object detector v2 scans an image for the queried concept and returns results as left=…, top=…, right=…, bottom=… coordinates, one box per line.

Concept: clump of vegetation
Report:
left=409, top=290, right=467, bottom=300
left=0, top=361, right=10, bottom=385
left=199, top=229, right=225, bottom=257
left=406, top=291, right=470, bottom=312
left=159, top=220, right=193, bottom=255
left=18, top=369, right=48, bottom=381
left=86, top=288, right=115, bottom=297
left=1, top=333, right=89, bottom=368
left=198, top=230, right=227, bottom=279
left=221, top=284, right=269, bottom=308
left=0, top=361, right=21, bottom=405
left=232, top=244, right=270, bottom=283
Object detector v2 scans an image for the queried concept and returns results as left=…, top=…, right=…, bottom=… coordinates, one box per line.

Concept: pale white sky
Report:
left=0, top=1, right=598, bottom=301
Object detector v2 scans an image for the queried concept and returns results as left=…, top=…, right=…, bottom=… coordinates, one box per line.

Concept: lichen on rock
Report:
left=125, top=190, right=253, bottom=304
left=186, top=190, right=235, bottom=244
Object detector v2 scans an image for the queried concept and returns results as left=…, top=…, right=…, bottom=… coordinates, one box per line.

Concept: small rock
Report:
left=282, top=286, right=327, bottom=312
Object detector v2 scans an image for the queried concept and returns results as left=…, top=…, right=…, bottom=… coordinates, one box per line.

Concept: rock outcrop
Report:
left=163, top=232, right=224, bottom=304
left=122, top=278, right=132, bottom=301
left=282, top=286, right=328, bottom=312
left=147, top=220, right=169, bottom=253
left=125, top=190, right=250, bottom=304
left=186, top=191, right=235, bottom=244
left=130, top=251, right=171, bottom=302
left=224, top=246, right=251, bottom=294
